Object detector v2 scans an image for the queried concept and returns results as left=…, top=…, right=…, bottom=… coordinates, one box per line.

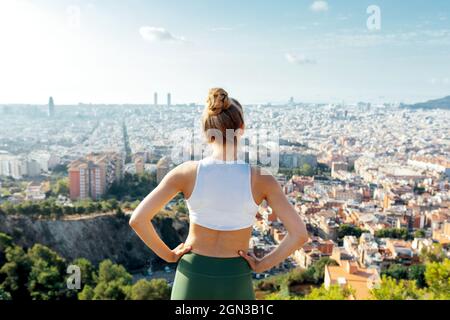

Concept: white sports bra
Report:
left=185, top=156, right=260, bottom=231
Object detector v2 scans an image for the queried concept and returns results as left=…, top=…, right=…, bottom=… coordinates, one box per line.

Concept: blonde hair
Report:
left=202, top=88, right=244, bottom=144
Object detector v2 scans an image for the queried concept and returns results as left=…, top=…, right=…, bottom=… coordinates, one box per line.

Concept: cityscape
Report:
left=0, top=94, right=449, bottom=300
left=0, top=0, right=449, bottom=303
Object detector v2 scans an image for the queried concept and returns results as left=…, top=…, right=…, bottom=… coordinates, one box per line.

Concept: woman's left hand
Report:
left=238, top=250, right=264, bottom=273
left=166, top=243, right=192, bottom=263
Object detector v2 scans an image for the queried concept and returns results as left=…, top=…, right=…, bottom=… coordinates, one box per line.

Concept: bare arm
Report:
left=240, top=169, right=308, bottom=273
left=129, top=163, right=192, bottom=263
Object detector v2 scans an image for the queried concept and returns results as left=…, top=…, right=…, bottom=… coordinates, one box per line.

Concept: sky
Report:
left=0, top=0, right=449, bottom=105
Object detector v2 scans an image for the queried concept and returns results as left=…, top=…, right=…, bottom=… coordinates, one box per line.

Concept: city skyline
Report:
left=0, top=0, right=450, bottom=105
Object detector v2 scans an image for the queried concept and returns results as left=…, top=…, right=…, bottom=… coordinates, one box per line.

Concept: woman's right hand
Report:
left=166, top=243, right=192, bottom=263
left=238, top=250, right=265, bottom=273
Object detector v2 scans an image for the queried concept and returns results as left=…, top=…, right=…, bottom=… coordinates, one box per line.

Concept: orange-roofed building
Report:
left=324, top=260, right=380, bottom=300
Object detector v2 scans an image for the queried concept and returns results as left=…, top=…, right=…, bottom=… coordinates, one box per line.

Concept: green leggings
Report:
left=170, top=252, right=256, bottom=300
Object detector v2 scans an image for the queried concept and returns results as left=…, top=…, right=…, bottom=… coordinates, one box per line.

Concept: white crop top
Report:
left=185, top=156, right=260, bottom=231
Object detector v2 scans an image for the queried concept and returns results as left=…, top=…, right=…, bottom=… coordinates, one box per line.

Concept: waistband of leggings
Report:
left=176, top=252, right=252, bottom=277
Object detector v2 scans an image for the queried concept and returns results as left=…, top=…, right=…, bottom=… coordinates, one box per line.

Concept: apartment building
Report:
left=68, top=152, right=123, bottom=200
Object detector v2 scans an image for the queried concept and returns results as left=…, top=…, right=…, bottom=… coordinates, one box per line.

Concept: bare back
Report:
left=180, top=161, right=266, bottom=257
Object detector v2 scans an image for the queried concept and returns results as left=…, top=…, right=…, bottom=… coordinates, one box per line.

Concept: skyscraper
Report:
left=154, top=92, right=158, bottom=106
left=48, top=96, right=55, bottom=117
left=167, top=93, right=171, bottom=106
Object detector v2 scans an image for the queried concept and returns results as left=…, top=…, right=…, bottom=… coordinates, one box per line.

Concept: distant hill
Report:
left=402, top=96, right=450, bottom=110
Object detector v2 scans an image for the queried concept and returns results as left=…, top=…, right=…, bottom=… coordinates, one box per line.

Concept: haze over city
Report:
left=1, top=0, right=450, bottom=104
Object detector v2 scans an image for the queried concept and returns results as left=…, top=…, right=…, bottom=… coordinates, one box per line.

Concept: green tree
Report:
left=293, top=163, right=315, bottom=177
left=303, top=284, right=354, bottom=300
left=129, top=279, right=171, bottom=300
left=0, top=232, right=13, bottom=266
left=370, top=275, right=424, bottom=300
left=408, top=264, right=426, bottom=288
left=414, top=229, right=426, bottom=238
left=52, top=178, right=69, bottom=196
left=27, top=244, right=68, bottom=300
left=307, top=257, right=339, bottom=284
left=382, top=264, right=408, bottom=280
left=424, top=259, right=450, bottom=299
left=115, top=207, right=125, bottom=219
left=375, top=228, right=410, bottom=240
left=78, top=285, right=95, bottom=300
left=382, top=264, right=427, bottom=288
left=89, top=260, right=132, bottom=300
left=0, top=286, right=12, bottom=300
left=338, top=224, right=365, bottom=240
left=0, top=246, right=32, bottom=300
left=71, top=258, right=97, bottom=288
left=420, top=243, right=446, bottom=263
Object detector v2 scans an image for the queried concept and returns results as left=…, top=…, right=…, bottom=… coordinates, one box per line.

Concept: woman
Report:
left=129, top=88, right=308, bottom=300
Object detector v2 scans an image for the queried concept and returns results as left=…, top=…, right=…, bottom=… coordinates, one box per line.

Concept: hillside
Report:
left=0, top=212, right=189, bottom=271
left=402, top=96, right=450, bottom=110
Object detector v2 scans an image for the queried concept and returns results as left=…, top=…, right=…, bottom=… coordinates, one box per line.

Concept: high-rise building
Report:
left=167, top=93, right=171, bottom=106
left=156, top=156, right=171, bottom=183
left=135, top=156, right=145, bottom=175
left=48, top=96, right=55, bottom=117
left=288, top=97, right=294, bottom=105
left=154, top=92, right=158, bottom=106
left=68, top=152, right=123, bottom=200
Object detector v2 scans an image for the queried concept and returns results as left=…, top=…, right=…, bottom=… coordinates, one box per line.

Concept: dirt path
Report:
left=61, top=210, right=133, bottom=221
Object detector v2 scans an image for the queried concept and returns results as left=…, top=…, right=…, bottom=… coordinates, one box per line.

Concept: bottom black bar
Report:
left=1, top=300, right=448, bottom=319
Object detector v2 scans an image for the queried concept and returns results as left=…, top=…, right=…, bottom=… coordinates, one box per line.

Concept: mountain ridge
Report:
left=402, top=95, right=450, bottom=110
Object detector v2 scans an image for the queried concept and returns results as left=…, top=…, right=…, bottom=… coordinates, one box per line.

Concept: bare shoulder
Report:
left=250, top=165, right=280, bottom=194
left=164, top=160, right=199, bottom=190
left=172, top=160, right=198, bottom=174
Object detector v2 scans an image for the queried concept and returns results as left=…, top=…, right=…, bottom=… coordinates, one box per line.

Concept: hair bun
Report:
left=206, top=88, right=231, bottom=116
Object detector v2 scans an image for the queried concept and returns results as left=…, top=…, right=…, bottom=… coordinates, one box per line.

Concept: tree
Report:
left=107, top=199, right=119, bottom=211
left=115, top=207, right=125, bottom=219
left=27, top=244, right=69, bottom=300
left=375, top=228, right=410, bottom=240
left=382, top=264, right=408, bottom=280
left=0, top=246, right=32, bottom=300
left=0, top=286, right=12, bottom=300
left=78, top=285, right=95, bottom=300
left=408, top=264, right=426, bottom=288
left=303, top=284, right=354, bottom=300
left=414, top=230, right=426, bottom=238
left=424, top=259, right=450, bottom=299
left=129, top=279, right=171, bottom=300
left=338, top=224, right=365, bottom=240
left=370, top=275, right=424, bottom=300
left=52, top=178, right=69, bottom=196
left=308, top=258, right=339, bottom=284
left=89, top=260, right=132, bottom=300
left=0, top=232, right=13, bottom=266
left=381, top=264, right=426, bottom=288
left=420, top=243, right=446, bottom=263
left=292, top=163, right=315, bottom=177
left=71, top=258, right=97, bottom=288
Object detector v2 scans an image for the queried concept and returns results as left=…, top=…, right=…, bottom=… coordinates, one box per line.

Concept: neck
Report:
left=211, top=142, right=240, bottom=162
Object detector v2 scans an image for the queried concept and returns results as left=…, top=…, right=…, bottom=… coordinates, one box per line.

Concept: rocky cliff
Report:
left=0, top=213, right=190, bottom=271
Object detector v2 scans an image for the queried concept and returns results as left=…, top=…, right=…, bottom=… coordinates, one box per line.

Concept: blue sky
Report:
left=0, top=0, right=449, bottom=104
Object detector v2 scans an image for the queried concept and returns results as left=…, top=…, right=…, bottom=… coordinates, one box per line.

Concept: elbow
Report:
left=293, top=227, right=308, bottom=248
left=129, top=216, right=138, bottom=229
left=298, top=233, right=309, bottom=247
